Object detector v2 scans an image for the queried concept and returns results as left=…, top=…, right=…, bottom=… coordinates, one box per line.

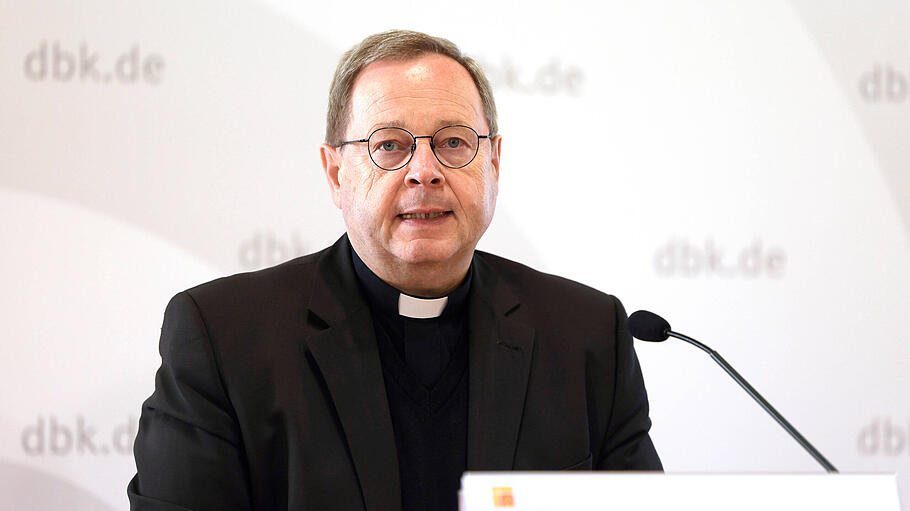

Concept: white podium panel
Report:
left=460, top=472, right=901, bottom=511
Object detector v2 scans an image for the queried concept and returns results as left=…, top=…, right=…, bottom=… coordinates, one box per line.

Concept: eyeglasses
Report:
left=338, top=125, right=491, bottom=171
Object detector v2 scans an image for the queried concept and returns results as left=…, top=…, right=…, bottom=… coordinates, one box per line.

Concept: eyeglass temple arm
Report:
left=337, top=139, right=368, bottom=148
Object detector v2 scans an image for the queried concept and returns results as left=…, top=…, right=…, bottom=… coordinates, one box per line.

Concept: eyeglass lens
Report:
left=368, top=126, right=480, bottom=170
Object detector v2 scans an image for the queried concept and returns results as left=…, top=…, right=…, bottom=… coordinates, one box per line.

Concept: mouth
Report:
left=399, top=211, right=452, bottom=220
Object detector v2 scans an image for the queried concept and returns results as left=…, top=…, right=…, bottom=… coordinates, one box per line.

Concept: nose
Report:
left=404, top=138, right=445, bottom=187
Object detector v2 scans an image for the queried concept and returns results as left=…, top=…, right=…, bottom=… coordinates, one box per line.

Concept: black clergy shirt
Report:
left=351, top=249, right=471, bottom=511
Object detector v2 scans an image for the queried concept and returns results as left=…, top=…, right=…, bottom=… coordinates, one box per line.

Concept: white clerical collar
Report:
left=398, top=293, right=448, bottom=319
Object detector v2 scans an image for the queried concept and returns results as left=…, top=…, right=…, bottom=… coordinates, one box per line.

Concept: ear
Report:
left=320, top=143, right=343, bottom=209
left=489, top=135, right=502, bottom=183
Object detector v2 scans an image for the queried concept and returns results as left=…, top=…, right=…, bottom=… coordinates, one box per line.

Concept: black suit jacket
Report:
left=128, top=235, right=661, bottom=511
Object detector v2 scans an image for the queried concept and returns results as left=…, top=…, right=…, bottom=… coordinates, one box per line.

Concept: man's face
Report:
left=322, top=53, right=501, bottom=286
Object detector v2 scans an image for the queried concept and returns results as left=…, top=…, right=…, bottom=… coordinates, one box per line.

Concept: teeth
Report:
left=401, top=211, right=447, bottom=220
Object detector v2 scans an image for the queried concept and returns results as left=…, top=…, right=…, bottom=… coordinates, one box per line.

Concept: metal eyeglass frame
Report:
left=337, top=124, right=491, bottom=171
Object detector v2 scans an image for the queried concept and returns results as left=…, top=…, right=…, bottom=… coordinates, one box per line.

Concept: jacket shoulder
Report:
left=178, top=247, right=325, bottom=316
left=475, top=251, right=623, bottom=319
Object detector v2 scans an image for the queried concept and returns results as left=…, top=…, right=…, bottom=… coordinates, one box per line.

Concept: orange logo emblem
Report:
left=492, top=486, right=515, bottom=507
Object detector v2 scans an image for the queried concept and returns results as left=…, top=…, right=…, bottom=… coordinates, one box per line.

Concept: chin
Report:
left=392, top=239, right=464, bottom=266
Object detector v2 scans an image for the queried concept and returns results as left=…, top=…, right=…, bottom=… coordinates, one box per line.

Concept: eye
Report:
left=441, top=137, right=464, bottom=149
left=379, top=140, right=399, bottom=152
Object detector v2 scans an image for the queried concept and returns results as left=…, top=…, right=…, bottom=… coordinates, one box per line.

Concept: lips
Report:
left=400, top=211, right=451, bottom=220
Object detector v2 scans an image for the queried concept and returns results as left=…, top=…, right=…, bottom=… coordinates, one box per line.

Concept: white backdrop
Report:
left=1, top=1, right=908, bottom=509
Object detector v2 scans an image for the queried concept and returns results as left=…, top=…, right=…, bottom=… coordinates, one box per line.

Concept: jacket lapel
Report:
left=301, top=237, right=537, bottom=502
left=467, top=254, right=536, bottom=470
left=304, top=237, right=401, bottom=511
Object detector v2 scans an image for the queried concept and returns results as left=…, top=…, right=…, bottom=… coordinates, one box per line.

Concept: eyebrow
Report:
left=369, top=120, right=407, bottom=131
left=366, top=120, right=470, bottom=134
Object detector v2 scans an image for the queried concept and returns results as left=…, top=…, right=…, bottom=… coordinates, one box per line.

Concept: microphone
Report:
left=628, top=310, right=838, bottom=473
left=627, top=310, right=670, bottom=341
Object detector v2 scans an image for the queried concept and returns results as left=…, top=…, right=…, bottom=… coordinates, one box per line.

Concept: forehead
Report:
left=348, top=53, right=486, bottom=134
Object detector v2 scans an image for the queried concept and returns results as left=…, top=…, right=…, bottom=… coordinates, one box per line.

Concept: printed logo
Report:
left=479, top=56, right=584, bottom=96
left=20, top=415, right=137, bottom=456
left=492, top=486, right=515, bottom=507
left=858, top=64, right=908, bottom=103
left=654, top=238, right=786, bottom=279
left=857, top=417, right=909, bottom=456
left=238, top=230, right=309, bottom=270
left=23, top=41, right=164, bottom=85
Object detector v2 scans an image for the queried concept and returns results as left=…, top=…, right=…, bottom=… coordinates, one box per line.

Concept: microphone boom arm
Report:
left=667, top=330, right=839, bottom=474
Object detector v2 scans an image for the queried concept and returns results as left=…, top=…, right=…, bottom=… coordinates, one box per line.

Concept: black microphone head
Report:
left=628, top=310, right=671, bottom=342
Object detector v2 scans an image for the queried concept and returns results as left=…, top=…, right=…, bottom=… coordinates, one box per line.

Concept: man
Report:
left=128, top=30, right=661, bottom=511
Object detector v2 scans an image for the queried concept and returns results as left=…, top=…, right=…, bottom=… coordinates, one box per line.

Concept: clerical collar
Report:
left=351, top=247, right=471, bottom=319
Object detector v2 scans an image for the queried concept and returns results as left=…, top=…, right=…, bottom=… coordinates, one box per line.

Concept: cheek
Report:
left=484, top=177, right=498, bottom=215
left=453, top=171, right=497, bottom=225
left=344, top=170, right=397, bottom=226
left=478, top=178, right=498, bottom=227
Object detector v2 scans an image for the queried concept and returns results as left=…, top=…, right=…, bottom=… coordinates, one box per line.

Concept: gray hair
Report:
left=325, top=29, right=498, bottom=146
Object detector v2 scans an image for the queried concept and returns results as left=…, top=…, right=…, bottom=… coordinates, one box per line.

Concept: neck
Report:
left=386, top=262, right=470, bottom=297
left=354, top=248, right=471, bottom=298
